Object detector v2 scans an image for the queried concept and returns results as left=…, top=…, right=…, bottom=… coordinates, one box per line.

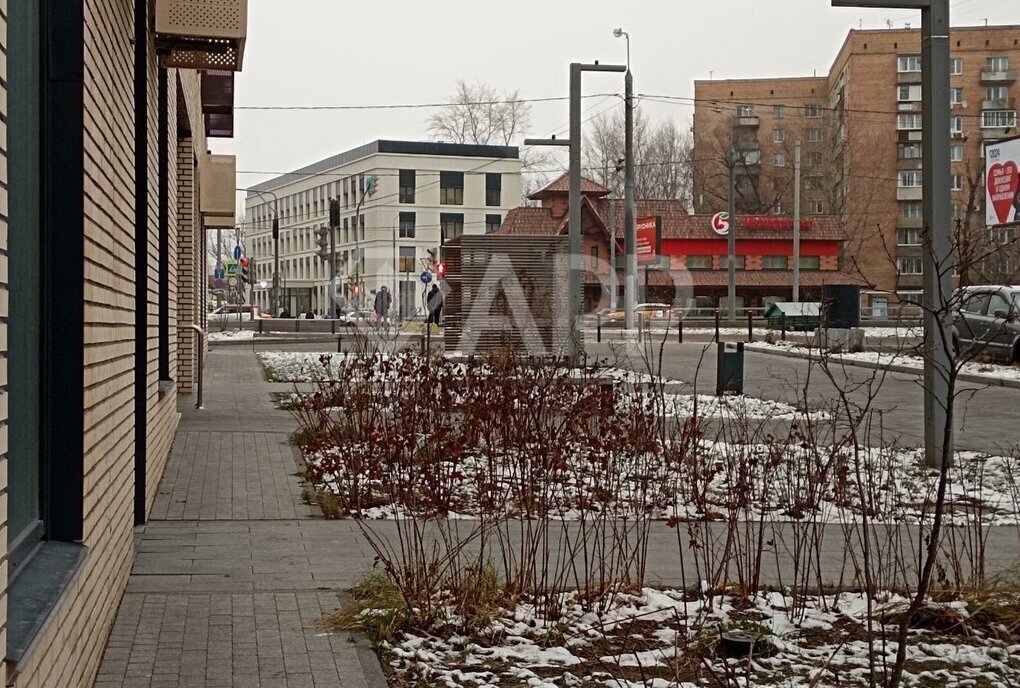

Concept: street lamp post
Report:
left=349, top=176, right=377, bottom=309
left=614, top=28, right=637, bottom=330
left=832, top=0, right=952, bottom=469
left=251, top=189, right=280, bottom=315
left=526, top=60, right=626, bottom=365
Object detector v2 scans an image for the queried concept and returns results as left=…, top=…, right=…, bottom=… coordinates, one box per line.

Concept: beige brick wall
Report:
left=0, top=2, right=9, bottom=686
left=177, top=136, right=198, bottom=393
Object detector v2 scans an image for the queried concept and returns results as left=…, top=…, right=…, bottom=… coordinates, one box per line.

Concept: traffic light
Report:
left=436, top=262, right=446, bottom=279
left=329, top=198, right=341, bottom=228
left=239, top=257, right=250, bottom=284
left=315, top=226, right=330, bottom=261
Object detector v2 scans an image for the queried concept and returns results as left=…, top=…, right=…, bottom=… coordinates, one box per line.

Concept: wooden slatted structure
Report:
left=443, top=235, right=573, bottom=357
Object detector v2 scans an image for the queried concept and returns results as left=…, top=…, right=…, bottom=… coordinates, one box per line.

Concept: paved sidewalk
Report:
left=94, top=348, right=386, bottom=688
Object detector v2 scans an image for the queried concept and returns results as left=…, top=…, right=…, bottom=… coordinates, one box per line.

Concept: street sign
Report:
left=636, top=216, right=661, bottom=265
left=257, top=280, right=268, bottom=289
left=420, top=270, right=433, bottom=285
left=227, top=276, right=238, bottom=287
left=214, top=268, right=225, bottom=279
left=233, top=244, right=242, bottom=260
left=711, top=211, right=730, bottom=235
left=225, top=260, right=239, bottom=276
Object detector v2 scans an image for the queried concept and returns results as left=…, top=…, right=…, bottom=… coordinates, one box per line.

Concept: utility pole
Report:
left=251, top=188, right=280, bottom=315
left=526, top=61, right=624, bottom=364
left=624, top=69, right=637, bottom=330
left=608, top=198, right=617, bottom=310
left=727, top=145, right=738, bottom=320
left=832, top=0, right=953, bottom=470
left=793, top=141, right=802, bottom=303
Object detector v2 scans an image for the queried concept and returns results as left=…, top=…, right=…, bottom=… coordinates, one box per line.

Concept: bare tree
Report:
left=582, top=106, right=692, bottom=205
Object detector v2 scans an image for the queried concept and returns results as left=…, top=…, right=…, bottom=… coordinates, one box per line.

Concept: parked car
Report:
left=950, top=285, right=1020, bottom=363
left=208, top=304, right=270, bottom=322
left=599, top=303, right=673, bottom=322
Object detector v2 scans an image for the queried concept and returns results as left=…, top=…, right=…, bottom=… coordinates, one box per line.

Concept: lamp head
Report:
left=613, top=27, right=623, bottom=38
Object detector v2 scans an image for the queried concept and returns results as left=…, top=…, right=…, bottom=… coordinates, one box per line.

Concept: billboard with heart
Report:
left=986, top=136, right=1020, bottom=228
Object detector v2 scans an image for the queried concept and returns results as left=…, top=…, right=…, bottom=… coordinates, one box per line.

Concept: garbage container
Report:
left=821, top=285, right=861, bottom=328
left=716, top=341, right=744, bottom=396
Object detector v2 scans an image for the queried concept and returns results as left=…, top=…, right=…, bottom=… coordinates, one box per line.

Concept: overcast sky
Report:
left=218, top=0, right=1020, bottom=203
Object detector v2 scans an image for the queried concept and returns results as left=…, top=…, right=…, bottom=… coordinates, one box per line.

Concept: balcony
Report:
left=983, top=127, right=1014, bottom=140
left=897, top=158, right=923, bottom=171
left=896, top=216, right=924, bottom=229
left=155, top=0, right=248, bottom=71
left=897, top=129, right=923, bottom=143
left=736, top=116, right=760, bottom=128
left=200, top=154, right=236, bottom=228
left=982, top=97, right=1015, bottom=110
left=897, top=71, right=922, bottom=85
left=201, top=70, right=234, bottom=138
left=897, top=186, right=923, bottom=201
left=980, top=69, right=1016, bottom=85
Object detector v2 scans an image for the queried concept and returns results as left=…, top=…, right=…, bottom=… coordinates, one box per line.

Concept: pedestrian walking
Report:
left=374, top=285, right=392, bottom=325
left=426, top=284, right=443, bottom=326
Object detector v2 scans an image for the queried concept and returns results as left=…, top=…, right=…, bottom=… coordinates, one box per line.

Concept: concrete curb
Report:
left=746, top=344, right=1020, bottom=390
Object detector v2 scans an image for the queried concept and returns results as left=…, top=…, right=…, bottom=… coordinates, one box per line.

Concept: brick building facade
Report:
left=496, top=174, right=863, bottom=311
left=0, top=2, right=243, bottom=686
left=694, top=24, right=1020, bottom=315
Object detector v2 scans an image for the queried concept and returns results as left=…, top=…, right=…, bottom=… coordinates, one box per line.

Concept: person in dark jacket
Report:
left=426, top=284, right=443, bottom=325
left=374, top=286, right=392, bottom=324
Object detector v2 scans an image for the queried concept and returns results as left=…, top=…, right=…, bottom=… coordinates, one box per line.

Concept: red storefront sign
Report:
left=636, top=216, right=660, bottom=264
left=721, top=215, right=814, bottom=231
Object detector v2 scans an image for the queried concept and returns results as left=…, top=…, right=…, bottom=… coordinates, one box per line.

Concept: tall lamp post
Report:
left=251, top=189, right=280, bottom=314
left=526, top=60, right=626, bottom=365
left=350, top=176, right=377, bottom=309
left=613, top=28, right=637, bottom=330
left=832, top=0, right=952, bottom=469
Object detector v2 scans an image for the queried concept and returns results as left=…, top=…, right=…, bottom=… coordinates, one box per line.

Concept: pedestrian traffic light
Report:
left=239, top=257, right=250, bottom=284
left=436, top=262, right=446, bottom=278
left=315, top=226, right=330, bottom=260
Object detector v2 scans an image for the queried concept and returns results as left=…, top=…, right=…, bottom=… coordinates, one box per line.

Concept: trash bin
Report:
left=716, top=341, right=744, bottom=396
left=821, top=285, right=861, bottom=328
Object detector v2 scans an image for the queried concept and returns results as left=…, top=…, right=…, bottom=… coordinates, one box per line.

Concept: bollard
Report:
left=295, top=318, right=300, bottom=333
left=678, top=317, right=684, bottom=344
left=337, top=334, right=342, bottom=353
left=331, top=319, right=336, bottom=335
left=781, top=313, right=787, bottom=341
left=714, top=310, right=720, bottom=342
left=597, top=313, right=602, bottom=343
left=747, top=312, right=754, bottom=343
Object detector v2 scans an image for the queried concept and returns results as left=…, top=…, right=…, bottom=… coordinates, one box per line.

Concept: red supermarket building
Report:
left=495, top=174, right=868, bottom=311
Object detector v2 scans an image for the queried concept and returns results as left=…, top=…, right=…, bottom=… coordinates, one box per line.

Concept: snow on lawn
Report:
left=748, top=342, right=1020, bottom=383
left=208, top=328, right=256, bottom=342
left=375, top=587, right=1019, bottom=687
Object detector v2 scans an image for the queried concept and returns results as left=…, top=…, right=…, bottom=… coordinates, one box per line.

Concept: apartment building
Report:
left=694, top=24, right=1020, bottom=314
left=245, top=140, right=522, bottom=317
left=1, top=1, right=244, bottom=686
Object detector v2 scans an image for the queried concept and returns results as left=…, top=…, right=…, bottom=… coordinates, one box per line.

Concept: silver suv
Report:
left=951, top=285, right=1020, bottom=363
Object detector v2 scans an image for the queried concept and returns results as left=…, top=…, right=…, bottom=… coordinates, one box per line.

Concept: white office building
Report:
left=245, top=140, right=522, bottom=317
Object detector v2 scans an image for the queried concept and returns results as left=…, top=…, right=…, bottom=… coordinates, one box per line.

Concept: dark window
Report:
left=590, top=245, right=599, bottom=267
left=799, top=255, right=821, bottom=270
left=441, top=213, right=464, bottom=244
left=686, top=255, right=713, bottom=270
left=960, top=291, right=989, bottom=314
left=359, top=214, right=365, bottom=240
left=762, top=255, right=789, bottom=269
left=485, top=214, right=502, bottom=233
left=399, top=246, right=416, bottom=273
left=485, top=173, right=502, bottom=206
left=399, top=169, right=415, bottom=204
left=399, top=212, right=416, bottom=238
left=440, top=171, right=464, bottom=205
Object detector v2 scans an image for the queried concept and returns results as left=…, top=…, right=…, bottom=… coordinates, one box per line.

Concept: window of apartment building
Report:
left=590, top=245, right=599, bottom=268
left=951, top=144, right=964, bottom=161
left=486, top=214, right=502, bottom=233
left=897, top=55, right=921, bottom=72
left=806, top=177, right=824, bottom=191
left=898, top=84, right=921, bottom=102
left=950, top=57, right=963, bottom=75
left=440, top=213, right=464, bottom=244
left=762, top=255, right=789, bottom=270
left=399, top=169, right=416, bottom=203
left=800, top=256, right=821, bottom=270
left=898, top=170, right=923, bottom=187
left=399, top=211, right=416, bottom=238
left=987, top=56, right=1010, bottom=72
left=805, top=104, right=822, bottom=118
left=686, top=255, right=713, bottom=270
left=736, top=104, right=755, bottom=117
left=901, top=201, right=922, bottom=218
left=773, top=105, right=785, bottom=119
left=898, top=228, right=921, bottom=246
left=897, top=113, right=922, bottom=130
left=982, top=110, right=1017, bottom=128
left=398, top=246, right=416, bottom=273
left=897, top=257, right=923, bottom=275
left=360, top=214, right=365, bottom=241
left=953, top=203, right=966, bottom=219
left=807, top=128, right=823, bottom=142
left=901, top=142, right=923, bottom=159
left=343, top=180, right=350, bottom=208
left=951, top=115, right=963, bottom=134
left=806, top=151, right=823, bottom=167
left=773, top=129, right=785, bottom=143
left=351, top=177, right=358, bottom=205
left=440, top=171, right=465, bottom=205
left=951, top=174, right=963, bottom=191
left=810, top=200, right=824, bottom=214
left=950, top=87, right=964, bottom=105
left=773, top=153, right=786, bottom=168
left=986, top=85, right=1009, bottom=102
left=343, top=217, right=349, bottom=243
left=486, top=173, right=502, bottom=206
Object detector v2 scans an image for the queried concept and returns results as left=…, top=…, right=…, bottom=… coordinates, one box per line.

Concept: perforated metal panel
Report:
left=444, top=235, right=573, bottom=358
left=155, top=0, right=247, bottom=70
left=199, top=154, right=236, bottom=225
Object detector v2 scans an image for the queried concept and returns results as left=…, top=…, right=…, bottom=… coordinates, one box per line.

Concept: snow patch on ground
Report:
left=208, top=328, right=256, bottom=342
